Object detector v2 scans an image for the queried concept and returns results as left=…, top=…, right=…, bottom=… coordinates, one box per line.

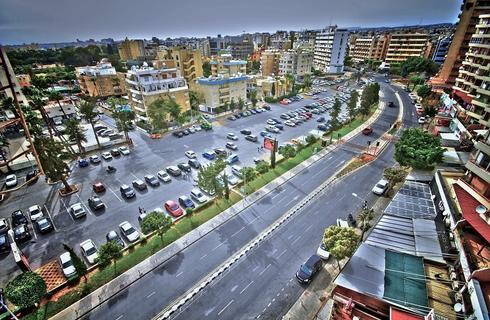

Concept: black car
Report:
left=36, top=217, right=54, bottom=234
left=275, top=124, right=284, bottom=130
left=271, top=118, right=281, bottom=124
left=178, top=163, right=191, bottom=173
left=214, top=148, right=228, bottom=157
left=388, top=101, right=396, bottom=108
left=0, top=232, right=10, bottom=253
left=317, top=117, right=325, bottom=123
left=13, top=224, right=31, bottom=242
left=262, top=105, right=271, bottom=110
left=245, top=135, right=258, bottom=142
left=235, top=113, right=242, bottom=118
left=106, top=230, right=125, bottom=248
left=296, top=254, right=322, bottom=284
left=182, top=129, right=190, bottom=135
left=249, top=109, right=257, bottom=114
left=188, top=159, right=201, bottom=169
left=317, top=124, right=329, bottom=131
left=166, top=166, right=182, bottom=176
left=240, top=129, right=252, bottom=135
left=110, top=148, right=121, bottom=156
left=120, top=184, right=136, bottom=198
left=11, top=210, right=28, bottom=227
left=172, top=131, right=184, bottom=138
left=26, top=170, right=39, bottom=184
left=88, top=196, right=105, bottom=210
left=144, top=175, right=160, bottom=187
left=132, top=179, right=147, bottom=191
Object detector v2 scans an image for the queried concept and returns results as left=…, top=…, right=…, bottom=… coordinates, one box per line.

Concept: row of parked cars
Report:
left=78, top=146, right=131, bottom=167
left=227, top=105, right=271, bottom=121
left=279, top=95, right=304, bottom=105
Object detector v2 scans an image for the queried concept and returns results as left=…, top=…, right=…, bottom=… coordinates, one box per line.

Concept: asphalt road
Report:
left=0, top=82, right=352, bottom=285
left=78, top=79, right=409, bottom=320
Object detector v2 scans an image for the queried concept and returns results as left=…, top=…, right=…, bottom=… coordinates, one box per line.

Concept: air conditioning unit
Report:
left=452, top=281, right=460, bottom=291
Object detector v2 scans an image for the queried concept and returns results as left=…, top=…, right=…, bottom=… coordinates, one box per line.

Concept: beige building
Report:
left=260, top=50, right=281, bottom=76
left=210, top=53, right=247, bottom=76
left=278, top=49, right=313, bottom=78
left=249, top=75, right=290, bottom=99
left=125, top=64, right=190, bottom=123
left=385, top=33, right=430, bottom=64
left=196, top=75, right=248, bottom=113
left=168, top=46, right=203, bottom=89
left=76, top=59, right=126, bottom=97
left=118, top=38, right=145, bottom=60
left=349, top=34, right=391, bottom=62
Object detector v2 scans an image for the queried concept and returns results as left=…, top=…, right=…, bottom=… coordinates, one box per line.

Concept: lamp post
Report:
left=352, top=192, right=368, bottom=210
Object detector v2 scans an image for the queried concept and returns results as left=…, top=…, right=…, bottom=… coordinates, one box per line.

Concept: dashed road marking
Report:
left=146, top=291, right=156, bottom=299
left=258, top=264, right=271, bottom=276
left=240, top=280, right=254, bottom=294
left=230, top=285, right=238, bottom=292
left=277, top=249, right=287, bottom=259
left=217, top=300, right=234, bottom=316
left=212, top=243, right=223, bottom=251
left=200, top=253, right=208, bottom=260
left=176, top=271, right=183, bottom=277
left=231, top=226, right=245, bottom=238
left=304, top=225, right=312, bottom=232
left=291, top=235, right=302, bottom=245
left=115, top=315, right=124, bottom=320
left=335, top=159, right=346, bottom=168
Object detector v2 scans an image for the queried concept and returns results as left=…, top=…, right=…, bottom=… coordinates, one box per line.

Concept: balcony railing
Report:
left=466, top=159, right=490, bottom=184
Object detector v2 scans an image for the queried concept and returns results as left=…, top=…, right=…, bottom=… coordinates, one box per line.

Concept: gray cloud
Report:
left=0, top=0, right=461, bottom=44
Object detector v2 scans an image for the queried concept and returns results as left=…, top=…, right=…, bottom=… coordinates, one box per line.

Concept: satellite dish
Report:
left=476, top=205, right=487, bottom=214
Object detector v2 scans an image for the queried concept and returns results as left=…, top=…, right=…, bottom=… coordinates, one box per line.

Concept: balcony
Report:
left=466, top=160, right=490, bottom=184
left=476, top=140, right=490, bottom=156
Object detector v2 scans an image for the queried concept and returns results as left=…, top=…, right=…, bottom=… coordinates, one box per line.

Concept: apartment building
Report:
left=260, top=49, right=281, bottom=76
left=118, top=38, right=145, bottom=60
left=430, top=0, right=490, bottom=90
left=198, top=39, right=211, bottom=58
left=76, top=59, right=126, bottom=97
left=228, top=34, right=254, bottom=60
left=313, top=27, right=349, bottom=73
left=168, top=46, right=203, bottom=88
left=196, top=75, right=248, bottom=113
left=384, top=32, right=430, bottom=64
left=210, top=53, right=247, bottom=76
left=209, top=35, right=227, bottom=56
left=349, top=34, right=391, bottom=62
left=278, top=49, right=313, bottom=79
left=125, top=63, right=190, bottom=123
left=270, top=31, right=292, bottom=50
left=432, top=34, right=453, bottom=64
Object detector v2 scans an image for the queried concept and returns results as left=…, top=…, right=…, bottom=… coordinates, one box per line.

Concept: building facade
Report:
left=260, top=50, right=281, bottom=76
left=349, top=34, right=390, bottom=62
left=210, top=53, right=247, bottom=76
left=118, top=38, right=145, bottom=60
left=76, top=60, right=126, bottom=97
left=278, top=49, right=313, bottom=79
left=196, top=75, right=248, bottom=113
left=384, top=33, right=430, bottom=64
left=125, top=64, right=190, bottom=123
left=169, top=46, right=203, bottom=88
left=431, top=34, right=453, bottom=64
left=314, top=27, right=350, bottom=73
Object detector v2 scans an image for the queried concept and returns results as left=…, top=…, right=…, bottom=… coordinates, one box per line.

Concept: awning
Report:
left=453, top=184, right=490, bottom=243
left=453, top=90, right=472, bottom=104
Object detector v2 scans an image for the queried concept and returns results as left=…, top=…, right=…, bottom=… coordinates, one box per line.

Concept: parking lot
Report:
left=0, top=79, right=360, bottom=286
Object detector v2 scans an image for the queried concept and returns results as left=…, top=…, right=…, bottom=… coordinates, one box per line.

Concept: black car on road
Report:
left=178, top=163, right=191, bottom=173
left=240, top=129, right=252, bottom=135
left=36, top=217, right=54, bottom=234
left=296, top=254, right=322, bottom=284
left=11, top=210, right=28, bottom=227
left=188, top=159, right=201, bottom=169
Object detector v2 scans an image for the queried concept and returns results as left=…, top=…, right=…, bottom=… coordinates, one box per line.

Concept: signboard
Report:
left=263, top=137, right=277, bottom=151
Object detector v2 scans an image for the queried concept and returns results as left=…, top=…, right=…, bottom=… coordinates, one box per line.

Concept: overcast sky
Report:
left=0, top=0, right=461, bottom=45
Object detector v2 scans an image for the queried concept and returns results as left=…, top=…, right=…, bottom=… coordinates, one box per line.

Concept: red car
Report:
left=362, top=127, right=373, bottom=135
left=164, top=200, right=184, bottom=217
left=92, top=182, right=106, bottom=193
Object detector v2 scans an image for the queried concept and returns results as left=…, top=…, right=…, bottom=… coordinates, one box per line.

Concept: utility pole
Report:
left=270, top=137, right=277, bottom=169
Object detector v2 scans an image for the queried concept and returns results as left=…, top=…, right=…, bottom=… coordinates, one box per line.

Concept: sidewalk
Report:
left=51, top=103, right=386, bottom=320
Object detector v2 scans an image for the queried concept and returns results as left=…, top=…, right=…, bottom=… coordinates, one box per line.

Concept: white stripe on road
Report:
left=304, top=225, right=312, bottom=232
left=291, top=235, right=302, bottom=245
left=107, top=186, right=123, bottom=202
left=146, top=291, right=156, bottom=299
left=258, top=264, right=271, bottom=276
left=130, top=173, right=139, bottom=180
left=271, top=190, right=284, bottom=199
left=44, top=205, right=58, bottom=231
left=284, top=195, right=300, bottom=207
left=176, top=271, right=184, bottom=277
left=212, top=243, right=223, bottom=251
left=335, top=160, right=346, bottom=168
left=240, top=280, right=254, bottom=295
left=200, top=253, right=208, bottom=260
left=217, top=300, right=234, bottom=316
left=115, top=315, right=124, bottom=320
left=231, top=226, right=245, bottom=238
left=248, top=216, right=258, bottom=225
left=277, top=249, right=287, bottom=259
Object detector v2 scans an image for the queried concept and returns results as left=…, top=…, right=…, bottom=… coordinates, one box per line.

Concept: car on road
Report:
left=70, top=203, right=87, bottom=219
left=88, top=196, right=105, bottom=210
left=78, top=159, right=89, bottom=168
left=227, top=133, right=238, bottom=140
left=317, top=117, right=325, bottom=123
left=28, top=205, right=43, bottom=221
left=190, top=188, right=208, bottom=204
left=245, top=135, right=258, bottom=142
left=191, top=124, right=201, bottom=132
left=164, top=200, right=184, bottom=217
left=80, top=239, right=98, bottom=264
left=260, top=131, right=272, bottom=138
left=132, top=179, right=147, bottom=191
left=0, top=230, right=10, bottom=253
left=418, top=116, right=426, bottom=124
left=202, top=150, right=216, bottom=160
left=214, top=148, right=228, bottom=157
left=172, top=131, right=184, bottom=138
left=388, top=101, right=395, bottom=108
left=119, top=221, right=140, bottom=242
left=101, top=152, right=112, bottom=160
left=144, top=175, right=160, bottom=187
left=317, top=124, right=329, bottom=131
left=11, top=210, right=28, bottom=227
left=106, top=230, right=125, bottom=248
left=178, top=163, right=192, bottom=173
left=13, top=224, right=31, bottom=242
left=89, top=155, right=101, bottom=164
left=296, top=254, right=322, bottom=284
left=178, top=196, right=195, bottom=209
left=59, top=252, right=76, bottom=278
left=188, top=159, right=201, bottom=169
left=316, top=243, right=330, bottom=260
left=5, top=174, right=18, bottom=188
left=275, top=124, right=284, bottom=130
left=36, top=217, right=54, bottom=234
left=226, top=142, right=238, bottom=150
left=92, top=182, right=106, bottom=193
left=262, top=105, right=271, bottom=110
left=120, top=184, right=136, bottom=198
left=372, top=179, right=389, bottom=195
left=119, top=146, right=130, bottom=155
left=110, top=148, right=121, bottom=156
left=157, top=170, right=172, bottom=182
left=166, top=166, right=182, bottom=176
left=26, top=170, right=39, bottom=184
left=226, top=154, right=239, bottom=165
left=185, top=150, right=197, bottom=159
left=362, top=127, right=373, bottom=135
left=240, top=129, right=252, bottom=135
left=227, top=115, right=236, bottom=121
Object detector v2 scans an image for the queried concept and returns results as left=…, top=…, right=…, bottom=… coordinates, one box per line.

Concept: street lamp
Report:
left=352, top=193, right=368, bottom=210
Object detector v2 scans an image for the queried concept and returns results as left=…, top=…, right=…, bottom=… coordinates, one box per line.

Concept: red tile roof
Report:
left=454, top=184, right=490, bottom=243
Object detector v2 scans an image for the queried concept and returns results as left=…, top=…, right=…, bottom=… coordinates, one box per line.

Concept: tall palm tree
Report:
left=34, top=136, right=73, bottom=192
left=29, top=93, right=54, bottom=138
left=79, top=101, right=101, bottom=149
left=65, top=119, right=87, bottom=155
left=285, top=73, right=295, bottom=94
left=358, top=207, right=375, bottom=241
left=113, top=110, right=135, bottom=143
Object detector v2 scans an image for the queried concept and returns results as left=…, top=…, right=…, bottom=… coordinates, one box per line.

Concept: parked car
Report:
left=166, top=166, right=182, bottom=176
left=178, top=163, right=191, bottom=173
left=231, top=165, right=242, bottom=178
left=164, top=200, right=184, bottom=217
left=110, top=148, right=121, bottom=156
left=157, top=170, right=172, bottom=182
left=372, top=179, right=389, bottom=195
left=11, top=210, right=28, bottom=227
left=316, top=243, right=330, bottom=260
left=0, top=218, right=9, bottom=234
left=26, top=170, right=39, bottom=184
left=119, top=221, right=140, bottom=242
left=317, top=117, right=325, bottom=123
left=202, top=150, right=216, bottom=160
left=188, top=159, right=201, bottom=169
left=227, top=133, right=238, bottom=140
left=285, top=120, right=296, bottom=127
left=101, top=152, right=112, bottom=160
left=92, top=182, right=106, bottom=193
left=119, top=146, right=130, bottom=155
left=36, top=217, right=54, bottom=234
left=266, top=119, right=276, bottom=125
left=225, top=173, right=240, bottom=185
left=80, top=239, right=98, bottom=264
left=214, top=148, right=228, bottom=157
left=106, top=230, right=125, bottom=248
left=296, top=254, right=322, bottom=284
left=88, top=196, right=105, bottom=210
left=89, top=155, right=101, bottom=164
left=70, top=203, right=87, bottom=219
left=78, top=159, right=89, bottom=168
left=178, top=196, right=195, bottom=209
left=185, top=150, right=197, bottom=159
left=246, top=135, right=258, bottom=142
left=226, top=142, right=238, bottom=150
left=59, top=252, right=76, bottom=278
left=173, top=131, right=184, bottom=138
left=418, top=116, right=426, bottom=124
left=226, top=154, right=239, bottom=165
left=144, top=175, right=160, bottom=187
left=317, top=124, right=328, bottom=131
left=13, top=224, right=31, bottom=242
left=190, top=188, right=208, bottom=204
left=240, top=129, right=252, bottom=135
left=5, top=174, right=17, bottom=188
left=0, top=232, right=10, bottom=253
left=28, top=205, right=43, bottom=221
left=120, top=184, right=136, bottom=198
left=132, top=179, right=147, bottom=191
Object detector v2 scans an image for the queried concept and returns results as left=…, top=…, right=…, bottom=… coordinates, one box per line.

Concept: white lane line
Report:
left=130, top=172, right=139, bottom=180
left=146, top=291, right=156, bottom=299
left=258, top=264, right=271, bottom=276
left=115, top=315, right=124, bottom=320
left=284, top=195, right=300, bottom=207
left=217, top=300, right=234, bottom=316
left=240, top=280, right=254, bottom=294
left=277, top=249, right=287, bottom=259
left=107, top=186, right=123, bottom=202
left=231, top=226, right=245, bottom=238
left=326, top=156, right=333, bottom=160
left=200, top=253, right=208, bottom=260
left=248, top=216, right=258, bottom=224
left=271, top=190, right=284, bottom=199
left=230, top=285, right=238, bottom=292
left=291, top=235, right=302, bottom=245
left=287, top=234, right=294, bottom=240
left=271, top=248, right=277, bottom=255
left=212, top=243, right=223, bottom=251
left=267, top=302, right=272, bottom=307
left=44, top=205, right=58, bottom=231
left=176, top=271, right=184, bottom=277
left=335, top=159, right=346, bottom=168
left=304, top=225, right=312, bottom=232
left=252, top=265, right=259, bottom=272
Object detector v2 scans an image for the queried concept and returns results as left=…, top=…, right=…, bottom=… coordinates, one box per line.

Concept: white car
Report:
left=59, top=252, right=76, bottom=278
left=89, top=155, right=101, bottom=163
left=225, top=174, right=240, bottom=186
left=266, top=119, right=276, bottom=125
left=372, top=179, right=389, bottom=195
left=227, top=133, right=238, bottom=141
left=284, top=120, right=296, bottom=127
left=119, top=221, right=140, bottom=242
left=316, top=242, right=330, bottom=260
left=5, top=174, right=18, bottom=188
left=418, top=117, right=426, bottom=124
left=185, top=150, right=197, bottom=159
left=191, top=125, right=201, bottom=132
left=28, top=205, right=43, bottom=221
left=119, top=146, right=130, bottom=155
left=70, top=203, right=87, bottom=219
left=157, top=170, right=172, bottom=183
left=80, top=239, right=98, bottom=264
left=101, top=152, right=112, bottom=160
left=190, top=188, right=208, bottom=204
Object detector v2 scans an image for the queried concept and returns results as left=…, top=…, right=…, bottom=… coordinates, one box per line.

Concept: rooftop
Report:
left=197, top=75, right=248, bottom=85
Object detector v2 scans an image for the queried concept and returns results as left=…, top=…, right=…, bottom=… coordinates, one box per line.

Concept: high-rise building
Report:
left=430, top=0, right=490, bottom=90
left=270, top=31, right=292, bottom=50
left=168, top=46, right=203, bottom=88
left=431, top=35, right=453, bottom=64
left=118, top=38, right=145, bottom=60
left=384, top=32, right=430, bottom=64
left=76, top=59, right=126, bottom=97
left=209, top=35, right=227, bottom=56
left=228, top=34, right=254, bottom=60
left=278, top=49, right=313, bottom=79
left=314, top=27, right=349, bottom=73
left=125, top=63, right=190, bottom=123
left=210, top=53, right=247, bottom=76
left=260, top=50, right=281, bottom=76
left=349, top=34, right=390, bottom=62
left=198, top=39, right=211, bottom=58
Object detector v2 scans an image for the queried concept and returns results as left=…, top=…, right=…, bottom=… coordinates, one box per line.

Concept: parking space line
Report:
left=44, top=204, right=58, bottom=231
left=130, top=173, right=139, bottom=180
left=146, top=291, right=156, bottom=299
left=291, top=235, right=302, bottom=245
left=240, top=280, right=254, bottom=294
left=75, top=193, right=93, bottom=216
left=107, top=186, right=123, bottom=202
left=60, top=199, right=75, bottom=222
left=277, top=249, right=287, bottom=259
left=231, top=226, right=245, bottom=238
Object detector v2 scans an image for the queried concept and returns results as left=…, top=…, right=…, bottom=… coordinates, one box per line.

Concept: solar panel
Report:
left=384, top=181, right=436, bottom=219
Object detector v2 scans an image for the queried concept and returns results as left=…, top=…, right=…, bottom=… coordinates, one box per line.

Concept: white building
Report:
left=196, top=75, right=248, bottom=113
left=278, top=49, right=313, bottom=79
left=314, top=27, right=349, bottom=73
left=76, top=60, right=117, bottom=77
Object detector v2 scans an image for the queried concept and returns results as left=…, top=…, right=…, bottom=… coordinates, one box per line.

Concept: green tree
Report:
left=96, top=241, right=123, bottom=277
left=29, top=92, right=54, bottom=138
left=79, top=101, right=101, bottom=149
left=238, top=97, right=245, bottom=110
left=34, top=136, right=73, bottom=192
left=221, top=172, right=230, bottom=200
left=5, top=272, right=47, bottom=308
left=322, top=226, right=360, bottom=269
left=164, top=98, right=182, bottom=121
left=229, top=98, right=236, bottom=111
left=409, top=75, right=424, bottom=90
left=48, top=91, right=67, bottom=117
left=65, top=119, right=87, bottom=155
left=347, top=90, right=359, bottom=120
left=357, top=207, right=375, bottom=241
left=279, top=144, right=296, bottom=160
left=189, top=90, right=202, bottom=111
left=113, top=110, right=135, bottom=142
left=249, top=90, right=258, bottom=108
left=383, top=166, right=408, bottom=196
left=255, top=161, right=269, bottom=174
left=394, top=128, right=445, bottom=170
left=400, top=57, right=439, bottom=77
left=202, top=61, right=211, bottom=77
left=417, top=84, right=431, bottom=98
left=147, top=98, right=168, bottom=131
left=197, top=161, right=225, bottom=198
left=240, top=167, right=256, bottom=194
left=329, top=98, right=342, bottom=129
left=285, top=73, right=295, bottom=94
left=302, top=74, right=312, bottom=91
left=63, top=244, right=87, bottom=281
left=140, top=211, right=173, bottom=244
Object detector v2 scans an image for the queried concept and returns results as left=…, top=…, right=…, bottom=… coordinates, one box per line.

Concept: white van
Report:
left=336, top=219, right=349, bottom=228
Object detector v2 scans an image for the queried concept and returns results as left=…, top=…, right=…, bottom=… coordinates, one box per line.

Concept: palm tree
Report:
left=29, top=93, right=54, bottom=138
left=113, top=110, right=135, bottom=142
left=285, top=73, right=295, bottom=94
left=303, top=74, right=312, bottom=91
left=65, top=119, right=87, bottom=155
left=358, top=207, right=375, bottom=241
left=34, top=136, right=73, bottom=192
left=79, top=101, right=101, bottom=149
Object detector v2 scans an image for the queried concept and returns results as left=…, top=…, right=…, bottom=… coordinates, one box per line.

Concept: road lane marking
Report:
left=240, top=280, right=254, bottom=294
left=291, top=235, right=302, bottom=245
left=107, top=186, right=123, bottom=202
left=200, top=253, right=208, bottom=260
left=248, top=216, right=258, bottom=224
left=258, top=264, right=271, bottom=276
left=130, top=173, right=139, bottom=180
left=284, top=195, right=300, bottom=207
left=304, top=225, right=312, bottom=232
left=277, top=249, right=287, bottom=259
left=231, top=226, right=245, bottom=237
left=271, top=248, right=277, bottom=255
left=252, top=265, right=259, bottom=272
left=230, top=285, right=238, bottom=292
left=212, top=243, right=223, bottom=251
left=146, top=291, right=156, bottom=299
left=287, top=234, right=294, bottom=240
left=115, top=315, right=124, bottom=320
left=176, top=271, right=183, bottom=277
left=217, top=300, right=234, bottom=316
left=271, top=190, right=284, bottom=199
left=335, top=160, right=346, bottom=168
